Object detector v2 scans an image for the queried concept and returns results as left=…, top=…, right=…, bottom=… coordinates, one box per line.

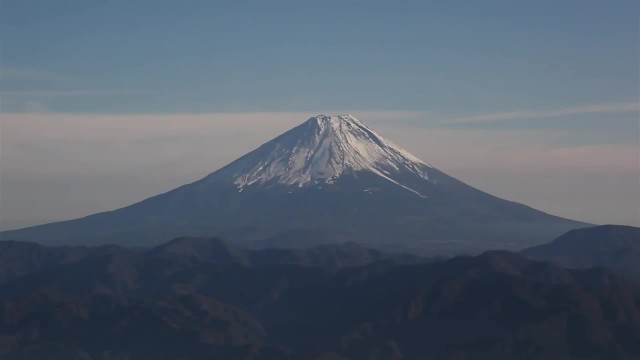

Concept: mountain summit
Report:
left=0, top=115, right=587, bottom=254
left=218, top=115, right=432, bottom=196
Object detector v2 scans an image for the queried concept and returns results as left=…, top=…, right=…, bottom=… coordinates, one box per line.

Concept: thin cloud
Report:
left=448, top=102, right=640, bottom=124
left=0, top=66, right=77, bottom=83
left=0, top=90, right=149, bottom=97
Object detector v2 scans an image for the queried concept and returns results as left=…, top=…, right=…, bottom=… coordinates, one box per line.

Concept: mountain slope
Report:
left=522, top=225, right=640, bottom=276
left=0, top=241, right=128, bottom=283
left=0, top=244, right=639, bottom=360
left=217, top=114, right=433, bottom=196
left=0, top=115, right=586, bottom=254
left=148, top=237, right=428, bottom=268
left=0, top=238, right=427, bottom=287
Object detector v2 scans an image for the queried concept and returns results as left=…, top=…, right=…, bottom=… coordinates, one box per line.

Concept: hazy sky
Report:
left=0, top=0, right=638, bottom=229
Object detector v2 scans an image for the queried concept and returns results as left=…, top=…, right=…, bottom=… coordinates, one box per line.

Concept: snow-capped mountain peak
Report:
left=1, top=115, right=584, bottom=250
left=214, top=114, right=433, bottom=196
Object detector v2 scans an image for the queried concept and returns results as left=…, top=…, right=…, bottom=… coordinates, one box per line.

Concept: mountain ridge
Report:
left=0, top=240, right=638, bottom=359
left=0, top=237, right=428, bottom=286
left=522, top=225, right=640, bottom=276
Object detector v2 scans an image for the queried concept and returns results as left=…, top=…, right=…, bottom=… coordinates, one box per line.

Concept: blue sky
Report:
left=0, top=0, right=638, bottom=227
left=2, top=0, right=638, bottom=115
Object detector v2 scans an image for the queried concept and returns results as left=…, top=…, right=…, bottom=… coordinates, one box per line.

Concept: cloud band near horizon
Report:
left=447, top=102, right=639, bottom=124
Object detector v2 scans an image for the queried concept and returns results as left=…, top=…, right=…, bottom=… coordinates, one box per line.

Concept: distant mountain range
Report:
left=522, top=225, right=640, bottom=276
left=0, top=238, right=427, bottom=284
left=1, top=227, right=640, bottom=359
left=0, top=115, right=587, bottom=254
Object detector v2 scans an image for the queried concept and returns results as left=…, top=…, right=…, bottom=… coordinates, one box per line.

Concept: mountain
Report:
left=0, top=114, right=586, bottom=254
left=0, top=293, right=291, bottom=360
left=0, top=238, right=427, bottom=286
left=0, top=240, right=128, bottom=284
left=522, top=225, right=640, bottom=276
left=0, top=242, right=639, bottom=360
left=148, top=237, right=428, bottom=268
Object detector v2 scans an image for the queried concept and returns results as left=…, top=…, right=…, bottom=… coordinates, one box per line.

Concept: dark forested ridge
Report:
left=1, top=236, right=639, bottom=360
left=522, top=225, right=640, bottom=276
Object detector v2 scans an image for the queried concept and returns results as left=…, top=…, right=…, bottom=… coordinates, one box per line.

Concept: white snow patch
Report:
left=213, top=115, right=435, bottom=197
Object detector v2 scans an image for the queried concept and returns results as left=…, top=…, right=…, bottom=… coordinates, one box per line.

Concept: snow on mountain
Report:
left=214, top=115, right=433, bottom=196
